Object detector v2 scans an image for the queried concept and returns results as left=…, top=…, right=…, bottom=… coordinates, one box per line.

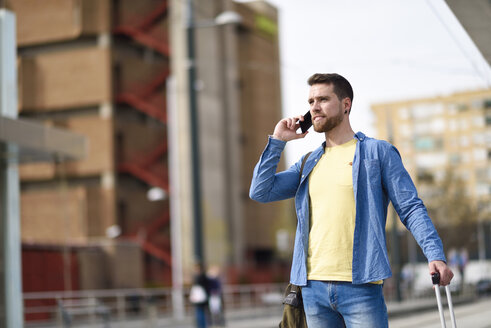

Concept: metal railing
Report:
left=24, top=280, right=480, bottom=327
left=23, top=283, right=286, bottom=327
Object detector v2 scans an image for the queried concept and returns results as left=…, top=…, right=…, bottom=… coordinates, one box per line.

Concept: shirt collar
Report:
left=321, top=131, right=366, bottom=148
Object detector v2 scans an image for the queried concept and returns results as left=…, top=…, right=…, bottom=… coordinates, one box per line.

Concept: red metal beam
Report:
left=116, top=69, right=170, bottom=123
left=119, top=162, right=169, bottom=191
left=113, top=1, right=170, bottom=56
left=127, top=237, right=172, bottom=267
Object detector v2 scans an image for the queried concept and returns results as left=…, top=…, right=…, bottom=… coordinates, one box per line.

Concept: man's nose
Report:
left=311, top=101, right=321, bottom=111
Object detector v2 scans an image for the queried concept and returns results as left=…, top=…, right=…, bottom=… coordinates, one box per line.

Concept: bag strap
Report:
left=299, top=151, right=313, bottom=180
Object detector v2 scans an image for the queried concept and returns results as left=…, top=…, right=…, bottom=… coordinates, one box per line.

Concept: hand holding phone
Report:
left=299, top=111, right=312, bottom=133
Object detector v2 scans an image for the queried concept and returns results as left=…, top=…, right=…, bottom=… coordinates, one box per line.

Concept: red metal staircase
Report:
left=113, top=0, right=172, bottom=282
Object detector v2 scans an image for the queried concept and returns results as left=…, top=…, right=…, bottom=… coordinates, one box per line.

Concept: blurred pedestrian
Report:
left=458, top=248, right=468, bottom=288
left=207, top=266, right=226, bottom=326
left=190, top=263, right=211, bottom=328
left=250, top=73, right=454, bottom=328
left=448, top=248, right=459, bottom=268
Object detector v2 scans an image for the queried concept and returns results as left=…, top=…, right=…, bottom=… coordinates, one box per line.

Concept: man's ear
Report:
left=344, top=98, right=351, bottom=114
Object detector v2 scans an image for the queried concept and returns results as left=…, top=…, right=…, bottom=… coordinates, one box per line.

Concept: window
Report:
left=459, top=170, right=471, bottom=180
left=447, top=103, right=458, bottom=115
left=415, top=153, right=447, bottom=168
left=414, top=121, right=430, bottom=134
left=471, top=99, right=483, bottom=109
left=400, top=124, right=412, bottom=137
left=412, top=103, right=444, bottom=118
left=417, top=170, right=434, bottom=183
left=401, top=141, right=412, bottom=154
left=473, top=149, right=487, bottom=161
left=450, top=153, right=461, bottom=164
left=476, top=168, right=491, bottom=181
left=473, top=116, right=485, bottom=127
left=475, top=184, right=489, bottom=197
left=459, top=119, right=469, bottom=130
left=473, top=133, right=485, bottom=145
left=414, top=137, right=443, bottom=151
left=434, top=170, right=445, bottom=182
left=449, top=120, right=458, bottom=131
left=460, top=136, right=470, bottom=148
left=431, top=119, right=445, bottom=132
left=399, top=107, right=410, bottom=120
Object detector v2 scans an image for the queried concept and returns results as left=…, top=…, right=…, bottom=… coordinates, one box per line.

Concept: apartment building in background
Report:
left=372, top=89, right=491, bottom=257
left=8, top=0, right=289, bottom=305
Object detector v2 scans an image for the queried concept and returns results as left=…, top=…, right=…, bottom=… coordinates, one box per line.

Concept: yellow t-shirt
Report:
left=307, top=138, right=357, bottom=282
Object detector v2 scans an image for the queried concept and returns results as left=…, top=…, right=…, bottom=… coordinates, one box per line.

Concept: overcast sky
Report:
left=237, top=0, right=491, bottom=166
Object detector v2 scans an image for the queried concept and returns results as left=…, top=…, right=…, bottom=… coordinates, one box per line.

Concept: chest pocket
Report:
left=363, top=159, right=381, bottom=184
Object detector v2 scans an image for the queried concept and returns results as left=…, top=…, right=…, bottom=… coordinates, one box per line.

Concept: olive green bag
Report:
left=279, top=283, right=307, bottom=328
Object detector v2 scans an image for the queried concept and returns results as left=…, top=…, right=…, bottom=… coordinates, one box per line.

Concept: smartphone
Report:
left=299, top=111, right=312, bottom=133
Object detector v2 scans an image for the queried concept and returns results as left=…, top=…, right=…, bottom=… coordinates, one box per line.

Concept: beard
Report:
left=313, top=107, right=344, bottom=133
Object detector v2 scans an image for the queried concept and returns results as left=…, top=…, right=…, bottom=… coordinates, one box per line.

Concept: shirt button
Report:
left=302, top=175, right=305, bottom=178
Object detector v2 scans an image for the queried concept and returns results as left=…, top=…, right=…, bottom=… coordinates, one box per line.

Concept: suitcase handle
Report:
left=431, top=272, right=457, bottom=328
left=431, top=272, right=441, bottom=285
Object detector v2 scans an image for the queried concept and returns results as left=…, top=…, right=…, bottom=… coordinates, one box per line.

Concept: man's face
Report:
left=308, top=83, right=346, bottom=133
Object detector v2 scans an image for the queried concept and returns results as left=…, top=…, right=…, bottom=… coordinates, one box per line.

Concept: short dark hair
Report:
left=307, top=73, right=354, bottom=103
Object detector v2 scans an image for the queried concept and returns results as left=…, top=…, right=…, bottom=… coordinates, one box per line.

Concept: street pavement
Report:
left=153, top=296, right=491, bottom=328
left=195, top=297, right=491, bottom=328
left=389, top=297, right=491, bottom=328
left=28, top=296, right=491, bottom=327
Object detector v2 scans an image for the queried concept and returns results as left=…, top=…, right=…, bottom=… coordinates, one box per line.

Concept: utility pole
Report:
left=185, top=0, right=204, bottom=265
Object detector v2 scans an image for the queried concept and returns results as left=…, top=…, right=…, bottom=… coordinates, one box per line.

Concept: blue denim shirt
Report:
left=249, top=132, right=445, bottom=285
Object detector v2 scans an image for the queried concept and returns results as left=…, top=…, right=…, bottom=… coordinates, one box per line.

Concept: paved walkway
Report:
left=26, top=294, right=482, bottom=328
left=157, top=294, right=479, bottom=328
left=152, top=295, right=477, bottom=328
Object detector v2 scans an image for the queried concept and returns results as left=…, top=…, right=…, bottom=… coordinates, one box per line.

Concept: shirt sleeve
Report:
left=381, top=144, right=446, bottom=263
left=249, top=137, right=304, bottom=203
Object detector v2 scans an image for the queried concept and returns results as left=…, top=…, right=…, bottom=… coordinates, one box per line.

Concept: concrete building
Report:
left=8, top=0, right=288, bottom=302
left=170, top=0, right=290, bottom=284
left=372, top=89, right=491, bottom=256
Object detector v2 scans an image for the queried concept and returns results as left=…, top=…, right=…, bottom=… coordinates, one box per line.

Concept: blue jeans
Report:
left=195, top=305, right=208, bottom=328
left=302, top=280, right=388, bottom=328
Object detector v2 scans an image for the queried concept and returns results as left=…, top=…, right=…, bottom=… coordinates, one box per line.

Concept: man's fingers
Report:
left=287, top=117, right=303, bottom=130
left=441, top=270, right=454, bottom=286
left=429, top=261, right=454, bottom=286
left=292, top=131, right=308, bottom=140
left=289, top=118, right=297, bottom=130
left=272, top=116, right=310, bottom=142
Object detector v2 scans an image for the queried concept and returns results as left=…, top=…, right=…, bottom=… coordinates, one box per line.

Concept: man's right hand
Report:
left=272, top=115, right=309, bottom=142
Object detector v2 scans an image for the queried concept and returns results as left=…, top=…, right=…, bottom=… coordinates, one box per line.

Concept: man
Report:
left=249, top=73, right=453, bottom=327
